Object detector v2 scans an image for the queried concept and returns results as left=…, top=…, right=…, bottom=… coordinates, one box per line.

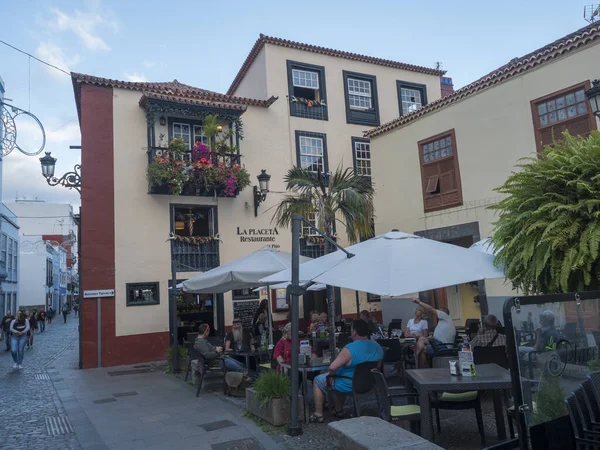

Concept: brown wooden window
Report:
left=531, top=81, right=597, bottom=152
left=418, top=129, right=463, bottom=213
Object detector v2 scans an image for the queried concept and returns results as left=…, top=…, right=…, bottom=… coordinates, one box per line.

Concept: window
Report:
left=274, top=289, right=288, bottom=311
left=295, top=131, right=328, bottom=174
left=397, top=81, right=428, bottom=115
left=287, top=61, right=328, bottom=120
left=126, top=282, right=160, bottom=306
left=171, top=121, right=209, bottom=152
left=343, top=71, right=380, bottom=126
left=352, top=137, right=371, bottom=178
left=418, top=129, right=463, bottom=212
left=302, top=212, right=320, bottom=238
left=232, top=288, right=259, bottom=300
left=531, top=82, right=597, bottom=152
left=6, top=238, right=12, bottom=282
left=1, top=234, right=6, bottom=267
left=172, top=123, right=190, bottom=148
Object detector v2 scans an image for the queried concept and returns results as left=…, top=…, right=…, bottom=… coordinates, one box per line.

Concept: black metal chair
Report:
left=587, top=372, right=600, bottom=413
left=376, top=339, right=404, bottom=376
left=430, top=356, right=486, bottom=447
left=582, top=378, right=600, bottom=425
left=473, top=345, right=510, bottom=369
left=565, top=394, right=600, bottom=449
left=371, top=368, right=421, bottom=434
left=575, top=385, right=600, bottom=435
left=387, top=319, right=403, bottom=338
left=337, top=333, right=352, bottom=348
left=195, top=353, right=226, bottom=397
left=326, top=361, right=379, bottom=417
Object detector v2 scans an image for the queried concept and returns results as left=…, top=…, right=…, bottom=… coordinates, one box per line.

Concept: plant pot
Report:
left=245, top=387, right=304, bottom=426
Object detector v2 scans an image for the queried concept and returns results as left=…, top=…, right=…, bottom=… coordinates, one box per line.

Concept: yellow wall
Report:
left=370, top=43, right=600, bottom=316
left=111, top=45, right=444, bottom=336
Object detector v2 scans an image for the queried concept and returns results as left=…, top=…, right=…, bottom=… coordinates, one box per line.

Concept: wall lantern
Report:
left=254, top=169, right=271, bottom=217
left=39, top=151, right=82, bottom=194
left=159, top=116, right=167, bottom=126
left=40, top=152, right=57, bottom=178
left=216, top=123, right=223, bottom=132
left=586, top=80, right=600, bottom=118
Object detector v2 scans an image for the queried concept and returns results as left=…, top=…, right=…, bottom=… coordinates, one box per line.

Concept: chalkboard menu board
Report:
left=233, top=299, right=259, bottom=328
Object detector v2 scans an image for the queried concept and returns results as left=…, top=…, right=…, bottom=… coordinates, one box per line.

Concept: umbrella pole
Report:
left=267, top=283, right=273, bottom=347
left=287, top=214, right=302, bottom=436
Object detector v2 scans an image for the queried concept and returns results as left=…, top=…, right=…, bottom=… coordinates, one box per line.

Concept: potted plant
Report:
left=166, top=344, right=188, bottom=372
left=246, top=371, right=303, bottom=426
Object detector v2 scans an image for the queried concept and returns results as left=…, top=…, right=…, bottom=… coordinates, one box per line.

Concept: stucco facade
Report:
left=74, top=35, right=446, bottom=367
left=369, top=25, right=600, bottom=324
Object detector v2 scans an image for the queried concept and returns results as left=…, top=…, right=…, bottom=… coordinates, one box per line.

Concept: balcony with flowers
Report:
left=146, top=115, right=251, bottom=197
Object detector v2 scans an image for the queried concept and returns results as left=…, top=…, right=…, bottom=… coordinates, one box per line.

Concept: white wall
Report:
left=18, top=236, right=47, bottom=308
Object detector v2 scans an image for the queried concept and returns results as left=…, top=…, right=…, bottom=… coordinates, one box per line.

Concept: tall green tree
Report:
left=272, top=165, right=375, bottom=353
left=490, top=131, right=600, bottom=294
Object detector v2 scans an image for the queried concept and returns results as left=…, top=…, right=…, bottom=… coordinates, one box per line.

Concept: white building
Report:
left=19, top=236, right=55, bottom=310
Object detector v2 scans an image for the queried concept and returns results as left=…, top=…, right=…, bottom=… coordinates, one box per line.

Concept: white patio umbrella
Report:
left=262, top=231, right=505, bottom=297
left=182, top=247, right=311, bottom=345
left=252, top=282, right=327, bottom=292
left=469, top=238, right=505, bottom=272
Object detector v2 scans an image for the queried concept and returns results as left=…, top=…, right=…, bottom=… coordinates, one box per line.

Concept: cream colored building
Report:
left=367, top=22, right=600, bottom=328
left=73, top=35, right=448, bottom=367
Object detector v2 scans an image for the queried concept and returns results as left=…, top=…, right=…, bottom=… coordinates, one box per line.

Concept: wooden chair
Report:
left=371, top=368, right=421, bottom=434
left=326, top=361, right=379, bottom=417
left=430, top=356, right=486, bottom=447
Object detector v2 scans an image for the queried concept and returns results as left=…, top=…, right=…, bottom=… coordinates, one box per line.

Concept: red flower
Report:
left=200, top=157, right=209, bottom=164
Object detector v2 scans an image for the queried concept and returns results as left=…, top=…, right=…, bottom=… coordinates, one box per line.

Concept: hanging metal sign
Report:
left=0, top=101, right=46, bottom=157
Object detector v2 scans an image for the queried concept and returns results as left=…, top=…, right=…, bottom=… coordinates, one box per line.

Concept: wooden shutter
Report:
left=532, top=81, right=597, bottom=152
left=418, top=129, right=463, bottom=213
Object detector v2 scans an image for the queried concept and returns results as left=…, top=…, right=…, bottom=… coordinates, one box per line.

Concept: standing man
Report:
left=47, top=306, right=54, bottom=324
left=62, top=303, right=69, bottom=323
left=1, top=310, right=14, bottom=351
left=38, top=309, right=47, bottom=333
left=412, top=297, right=456, bottom=368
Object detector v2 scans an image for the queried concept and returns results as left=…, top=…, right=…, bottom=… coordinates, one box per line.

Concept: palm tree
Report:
left=272, top=165, right=375, bottom=355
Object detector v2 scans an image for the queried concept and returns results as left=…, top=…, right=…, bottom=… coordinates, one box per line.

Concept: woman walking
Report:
left=26, top=311, right=36, bottom=350
left=10, top=311, right=29, bottom=370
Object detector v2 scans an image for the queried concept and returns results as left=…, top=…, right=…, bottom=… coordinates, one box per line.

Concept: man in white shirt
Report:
left=412, top=298, right=456, bottom=368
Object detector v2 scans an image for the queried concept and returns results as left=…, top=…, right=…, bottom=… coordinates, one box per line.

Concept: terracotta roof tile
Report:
left=71, top=72, right=277, bottom=120
left=365, top=22, right=600, bottom=138
left=227, top=34, right=445, bottom=96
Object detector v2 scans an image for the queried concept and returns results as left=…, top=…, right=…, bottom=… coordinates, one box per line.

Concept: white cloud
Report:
left=142, top=60, right=156, bottom=69
left=124, top=72, right=148, bottom=82
left=35, top=42, right=80, bottom=79
left=50, top=7, right=118, bottom=52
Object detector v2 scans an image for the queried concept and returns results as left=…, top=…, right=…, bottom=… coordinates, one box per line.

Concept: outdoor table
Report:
left=280, top=359, right=330, bottom=424
left=228, top=349, right=269, bottom=369
left=405, top=363, right=511, bottom=442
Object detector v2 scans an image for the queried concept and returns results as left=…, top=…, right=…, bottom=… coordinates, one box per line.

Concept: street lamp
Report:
left=586, top=80, right=600, bottom=118
left=39, top=152, right=82, bottom=194
left=254, top=169, right=271, bottom=217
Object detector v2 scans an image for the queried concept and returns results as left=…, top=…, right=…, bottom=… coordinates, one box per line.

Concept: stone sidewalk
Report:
left=47, top=337, right=279, bottom=450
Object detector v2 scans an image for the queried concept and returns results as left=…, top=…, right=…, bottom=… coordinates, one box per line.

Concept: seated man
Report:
left=310, top=319, right=383, bottom=423
left=470, top=314, right=506, bottom=348
left=519, top=310, right=560, bottom=356
left=225, top=318, right=254, bottom=352
left=194, top=323, right=245, bottom=373
left=412, top=298, right=456, bottom=368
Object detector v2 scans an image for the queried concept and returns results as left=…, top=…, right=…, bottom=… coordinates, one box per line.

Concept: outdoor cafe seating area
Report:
left=175, top=233, right=600, bottom=450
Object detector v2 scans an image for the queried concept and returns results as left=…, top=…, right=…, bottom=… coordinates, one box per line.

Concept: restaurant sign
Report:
left=237, top=227, right=279, bottom=243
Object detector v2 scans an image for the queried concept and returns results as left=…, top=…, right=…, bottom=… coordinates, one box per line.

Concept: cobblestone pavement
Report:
left=0, top=315, right=81, bottom=450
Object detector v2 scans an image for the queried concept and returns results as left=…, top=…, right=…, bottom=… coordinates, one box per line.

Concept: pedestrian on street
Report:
left=10, top=311, right=29, bottom=370
left=73, top=303, right=79, bottom=317
left=62, top=303, right=69, bottom=323
left=1, top=310, right=14, bottom=351
left=26, top=311, right=36, bottom=350
left=39, top=309, right=46, bottom=333
left=47, top=306, right=54, bottom=324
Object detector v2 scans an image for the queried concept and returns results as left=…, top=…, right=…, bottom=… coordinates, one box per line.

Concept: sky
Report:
left=0, top=0, right=591, bottom=209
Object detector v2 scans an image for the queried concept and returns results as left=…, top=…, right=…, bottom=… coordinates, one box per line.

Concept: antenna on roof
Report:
left=584, top=4, right=600, bottom=23
left=435, top=62, right=443, bottom=70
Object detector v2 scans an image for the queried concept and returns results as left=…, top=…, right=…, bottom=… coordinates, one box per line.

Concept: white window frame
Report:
left=292, top=69, right=319, bottom=89
left=401, top=87, right=423, bottom=114
left=172, top=122, right=191, bottom=149
left=347, top=78, right=372, bottom=110
left=193, top=125, right=209, bottom=146
left=302, top=212, right=320, bottom=237
left=299, top=136, right=324, bottom=173
left=354, top=141, right=372, bottom=177
left=6, top=238, right=12, bottom=282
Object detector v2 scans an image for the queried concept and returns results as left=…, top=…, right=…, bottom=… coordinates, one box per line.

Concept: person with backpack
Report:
left=38, top=309, right=47, bottom=333
left=62, top=303, right=69, bottom=323
left=26, top=311, right=36, bottom=350
left=47, top=306, right=55, bottom=324
left=10, top=311, right=30, bottom=370
left=1, top=310, right=14, bottom=351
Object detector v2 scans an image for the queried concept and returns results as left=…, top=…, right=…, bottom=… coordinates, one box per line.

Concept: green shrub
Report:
left=589, top=358, right=600, bottom=372
left=254, top=371, right=289, bottom=406
left=166, top=345, right=187, bottom=360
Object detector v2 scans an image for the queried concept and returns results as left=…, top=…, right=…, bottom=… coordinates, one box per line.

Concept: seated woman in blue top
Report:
left=310, top=319, right=383, bottom=423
